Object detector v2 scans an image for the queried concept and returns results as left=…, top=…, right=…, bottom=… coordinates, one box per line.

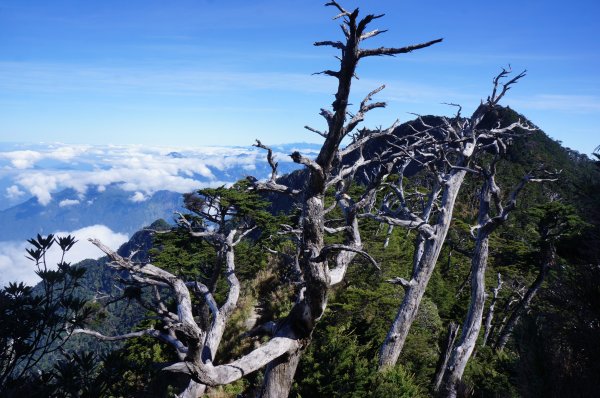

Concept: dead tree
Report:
left=437, top=160, right=554, bottom=398
left=74, top=3, right=441, bottom=397
left=433, top=321, right=459, bottom=393
left=253, top=3, right=441, bottom=394
left=481, top=273, right=503, bottom=347
left=372, top=68, right=531, bottom=369
left=74, top=187, right=264, bottom=397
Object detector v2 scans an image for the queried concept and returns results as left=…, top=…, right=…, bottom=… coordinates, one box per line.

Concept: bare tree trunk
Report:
left=375, top=68, right=532, bottom=371
left=379, top=170, right=466, bottom=368
left=257, top=350, right=303, bottom=398
left=496, top=243, right=555, bottom=351
left=455, top=267, right=472, bottom=298
left=481, top=273, right=502, bottom=347
left=437, top=165, right=543, bottom=396
left=177, top=380, right=206, bottom=398
left=383, top=225, right=394, bottom=249
left=438, top=236, right=490, bottom=398
left=433, top=322, right=459, bottom=393
left=490, top=293, right=520, bottom=345
left=257, top=5, right=442, bottom=395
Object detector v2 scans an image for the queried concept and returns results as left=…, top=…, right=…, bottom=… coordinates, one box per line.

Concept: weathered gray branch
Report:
left=378, top=69, right=530, bottom=371
left=386, top=276, right=415, bottom=290
left=482, top=273, right=503, bottom=347
left=254, top=140, right=279, bottom=182
left=73, top=328, right=188, bottom=356
left=304, top=125, right=327, bottom=138
left=163, top=337, right=302, bottom=387
left=314, top=40, right=345, bottom=50
left=433, top=322, right=459, bottom=393
left=359, top=38, right=443, bottom=58
left=311, top=243, right=379, bottom=271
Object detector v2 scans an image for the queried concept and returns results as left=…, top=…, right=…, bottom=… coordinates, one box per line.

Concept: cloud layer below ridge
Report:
left=0, top=142, right=314, bottom=208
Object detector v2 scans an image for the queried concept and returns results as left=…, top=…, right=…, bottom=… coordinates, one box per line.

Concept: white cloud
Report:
left=0, top=225, right=128, bottom=286
left=48, top=145, right=89, bottom=161
left=2, top=143, right=306, bottom=206
left=59, top=199, right=80, bottom=207
left=129, top=191, right=147, bottom=202
left=2, top=150, right=43, bottom=169
left=14, top=172, right=60, bottom=205
left=5, top=185, right=25, bottom=199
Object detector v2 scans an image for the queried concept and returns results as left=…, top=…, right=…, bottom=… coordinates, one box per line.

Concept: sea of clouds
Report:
left=0, top=142, right=316, bottom=207
left=0, top=142, right=317, bottom=286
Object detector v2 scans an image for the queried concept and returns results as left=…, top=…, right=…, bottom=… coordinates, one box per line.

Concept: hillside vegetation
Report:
left=2, top=111, right=598, bottom=397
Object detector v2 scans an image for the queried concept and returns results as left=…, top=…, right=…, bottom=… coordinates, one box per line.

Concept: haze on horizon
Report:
left=1, top=0, right=599, bottom=154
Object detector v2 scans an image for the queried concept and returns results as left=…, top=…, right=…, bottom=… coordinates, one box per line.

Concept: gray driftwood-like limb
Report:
left=359, top=38, right=443, bottom=58
left=311, top=243, right=379, bottom=270
left=482, top=273, right=503, bottom=347
left=361, top=213, right=435, bottom=239
left=361, top=28, right=387, bottom=41
left=290, top=151, right=324, bottom=178
left=89, top=238, right=199, bottom=330
left=319, top=108, right=334, bottom=131
left=433, top=322, right=459, bottom=393
left=190, top=281, right=219, bottom=318
left=383, top=224, right=394, bottom=248
left=73, top=328, right=188, bottom=356
left=313, top=69, right=340, bottom=78
left=314, top=40, right=345, bottom=50
left=325, top=0, right=350, bottom=19
left=345, top=85, right=387, bottom=134
left=201, top=231, right=240, bottom=363
left=488, top=68, right=527, bottom=104
left=339, top=120, right=399, bottom=158
left=247, top=176, right=302, bottom=196
left=254, top=140, right=279, bottom=182
left=386, top=276, right=415, bottom=290
left=304, top=125, right=327, bottom=138
left=163, top=336, right=301, bottom=387
left=249, top=141, right=302, bottom=196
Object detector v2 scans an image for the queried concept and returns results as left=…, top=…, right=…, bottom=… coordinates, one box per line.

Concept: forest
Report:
left=1, top=2, right=599, bottom=398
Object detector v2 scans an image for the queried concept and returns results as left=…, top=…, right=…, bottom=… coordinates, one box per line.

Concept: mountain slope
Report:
left=0, top=185, right=183, bottom=241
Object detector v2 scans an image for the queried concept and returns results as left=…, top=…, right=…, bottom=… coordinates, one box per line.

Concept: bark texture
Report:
left=433, top=322, right=459, bottom=393
left=481, top=273, right=503, bottom=347
left=438, top=177, right=495, bottom=398
left=258, top=350, right=303, bottom=398
left=379, top=170, right=466, bottom=368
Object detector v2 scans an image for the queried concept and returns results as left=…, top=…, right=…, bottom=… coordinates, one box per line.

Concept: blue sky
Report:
left=1, top=0, right=598, bottom=154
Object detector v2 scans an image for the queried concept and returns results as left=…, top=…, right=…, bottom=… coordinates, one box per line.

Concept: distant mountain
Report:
left=0, top=184, right=183, bottom=241
left=30, top=220, right=170, bottom=370
left=0, top=142, right=320, bottom=240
